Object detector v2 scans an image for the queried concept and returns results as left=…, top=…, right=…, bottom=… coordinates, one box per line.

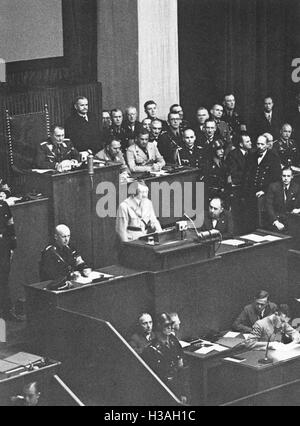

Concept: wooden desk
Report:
left=23, top=165, right=121, bottom=268
left=287, top=213, right=300, bottom=249
left=119, top=228, right=216, bottom=271
left=0, top=353, right=60, bottom=406
left=10, top=198, right=50, bottom=301
left=220, top=349, right=300, bottom=405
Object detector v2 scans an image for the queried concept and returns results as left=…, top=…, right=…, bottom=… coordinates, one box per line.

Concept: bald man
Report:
left=39, top=224, right=90, bottom=281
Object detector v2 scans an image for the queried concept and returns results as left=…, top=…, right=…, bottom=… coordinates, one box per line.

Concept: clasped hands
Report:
left=56, top=159, right=80, bottom=173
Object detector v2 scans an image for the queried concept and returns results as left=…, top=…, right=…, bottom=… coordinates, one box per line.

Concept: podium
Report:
left=119, top=228, right=216, bottom=271
left=23, top=165, right=121, bottom=268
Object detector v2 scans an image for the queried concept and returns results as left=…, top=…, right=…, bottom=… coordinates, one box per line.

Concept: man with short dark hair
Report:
left=197, top=119, right=219, bottom=159
left=102, top=110, right=112, bottom=130
left=36, top=126, right=80, bottom=171
left=222, top=93, right=246, bottom=141
left=246, top=304, right=300, bottom=349
left=96, top=138, right=130, bottom=179
left=273, top=123, right=299, bottom=167
left=169, top=104, right=190, bottom=131
left=210, top=104, right=231, bottom=150
left=200, top=197, right=234, bottom=239
left=126, top=129, right=165, bottom=173
left=129, top=313, right=155, bottom=355
left=157, top=112, right=183, bottom=164
left=144, top=100, right=168, bottom=130
left=226, top=133, right=252, bottom=233
left=233, top=290, right=278, bottom=334
left=193, top=107, right=209, bottom=143
left=65, top=96, right=101, bottom=154
left=179, top=129, right=206, bottom=175
left=253, top=96, right=281, bottom=140
left=266, top=167, right=300, bottom=232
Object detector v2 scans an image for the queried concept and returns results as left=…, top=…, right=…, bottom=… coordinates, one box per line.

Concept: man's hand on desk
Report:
left=56, top=160, right=72, bottom=173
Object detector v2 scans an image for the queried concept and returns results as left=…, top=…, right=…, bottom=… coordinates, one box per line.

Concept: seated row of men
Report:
left=127, top=293, right=300, bottom=402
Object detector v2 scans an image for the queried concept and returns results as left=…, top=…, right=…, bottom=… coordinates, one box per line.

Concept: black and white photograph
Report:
left=0, top=0, right=300, bottom=409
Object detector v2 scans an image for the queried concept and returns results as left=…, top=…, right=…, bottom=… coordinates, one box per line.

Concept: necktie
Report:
left=284, top=187, right=289, bottom=202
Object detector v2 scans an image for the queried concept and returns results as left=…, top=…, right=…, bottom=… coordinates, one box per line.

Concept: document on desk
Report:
left=180, top=341, right=191, bottom=348
left=271, top=342, right=300, bottom=362
left=0, top=360, right=19, bottom=373
left=4, top=352, right=42, bottom=366
left=31, top=169, right=54, bottom=174
left=240, top=234, right=267, bottom=243
left=195, top=346, right=215, bottom=355
left=224, top=331, right=241, bottom=338
left=221, top=239, right=246, bottom=247
left=212, top=344, right=228, bottom=353
left=262, top=235, right=282, bottom=242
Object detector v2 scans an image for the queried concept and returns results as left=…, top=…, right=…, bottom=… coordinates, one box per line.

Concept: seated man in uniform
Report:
left=273, top=123, right=299, bottom=167
left=233, top=290, right=278, bottom=334
left=179, top=128, right=206, bottom=177
left=143, top=312, right=188, bottom=403
left=200, top=197, right=234, bottom=240
left=96, top=138, right=130, bottom=181
left=40, top=224, right=91, bottom=282
left=266, top=167, right=300, bottom=232
left=36, top=126, right=80, bottom=172
left=126, top=129, right=165, bottom=173
left=116, top=181, right=162, bottom=242
left=129, top=313, right=155, bottom=355
left=245, top=304, right=300, bottom=349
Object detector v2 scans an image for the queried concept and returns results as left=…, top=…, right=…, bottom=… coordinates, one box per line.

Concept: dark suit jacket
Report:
left=253, top=110, right=281, bottom=139
left=226, top=148, right=248, bottom=187
left=266, top=180, right=300, bottom=223
left=157, top=130, right=183, bottom=164
left=233, top=302, right=278, bottom=333
left=244, top=150, right=282, bottom=196
left=200, top=210, right=234, bottom=239
left=65, top=112, right=101, bottom=154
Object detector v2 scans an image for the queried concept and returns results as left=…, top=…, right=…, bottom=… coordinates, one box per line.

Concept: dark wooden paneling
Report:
left=10, top=199, right=50, bottom=302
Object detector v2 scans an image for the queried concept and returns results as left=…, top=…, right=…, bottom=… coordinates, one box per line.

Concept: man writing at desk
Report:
left=116, top=181, right=162, bottom=242
left=40, top=224, right=91, bottom=282
left=36, top=126, right=80, bottom=172
left=200, top=197, right=234, bottom=239
left=246, top=304, right=300, bottom=349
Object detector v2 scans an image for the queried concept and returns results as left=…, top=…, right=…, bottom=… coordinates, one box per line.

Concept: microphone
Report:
left=184, top=213, right=200, bottom=238
left=88, top=154, right=94, bottom=176
left=258, top=333, right=274, bottom=364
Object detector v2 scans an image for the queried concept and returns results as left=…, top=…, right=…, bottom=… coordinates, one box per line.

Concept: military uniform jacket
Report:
left=179, top=145, right=206, bottom=174
left=205, top=158, right=230, bottom=194
left=129, top=331, right=156, bottom=355
left=200, top=210, right=234, bottom=240
left=222, top=109, right=245, bottom=137
left=126, top=143, right=165, bottom=173
left=142, top=334, right=184, bottom=382
left=157, top=130, right=183, bottom=164
left=266, top=181, right=300, bottom=223
left=244, top=150, right=282, bottom=196
left=39, top=244, right=88, bottom=281
left=0, top=201, right=17, bottom=251
left=116, top=196, right=162, bottom=242
left=36, top=139, right=80, bottom=169
left=233, top=302, right=278, bottom=333
left=122, top=121, right=143, bottom=149
left=273, top=138, right=299, bottom=167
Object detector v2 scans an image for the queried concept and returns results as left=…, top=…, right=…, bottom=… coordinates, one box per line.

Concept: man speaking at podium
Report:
left=116, top=181, right=162, bottom=242
left=200, top=197, right=234, bottom=239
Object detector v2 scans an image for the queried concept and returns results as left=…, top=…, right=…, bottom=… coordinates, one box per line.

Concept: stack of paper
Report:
left=4, top=352, right=42, bottom=366
left=221, top=239, right=245, bottom=247
left=241, top=234, right=267, bottom=243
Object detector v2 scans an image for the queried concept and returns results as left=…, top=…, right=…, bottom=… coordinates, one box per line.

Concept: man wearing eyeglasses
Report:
left=157, top=112, right=183, bottom=164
